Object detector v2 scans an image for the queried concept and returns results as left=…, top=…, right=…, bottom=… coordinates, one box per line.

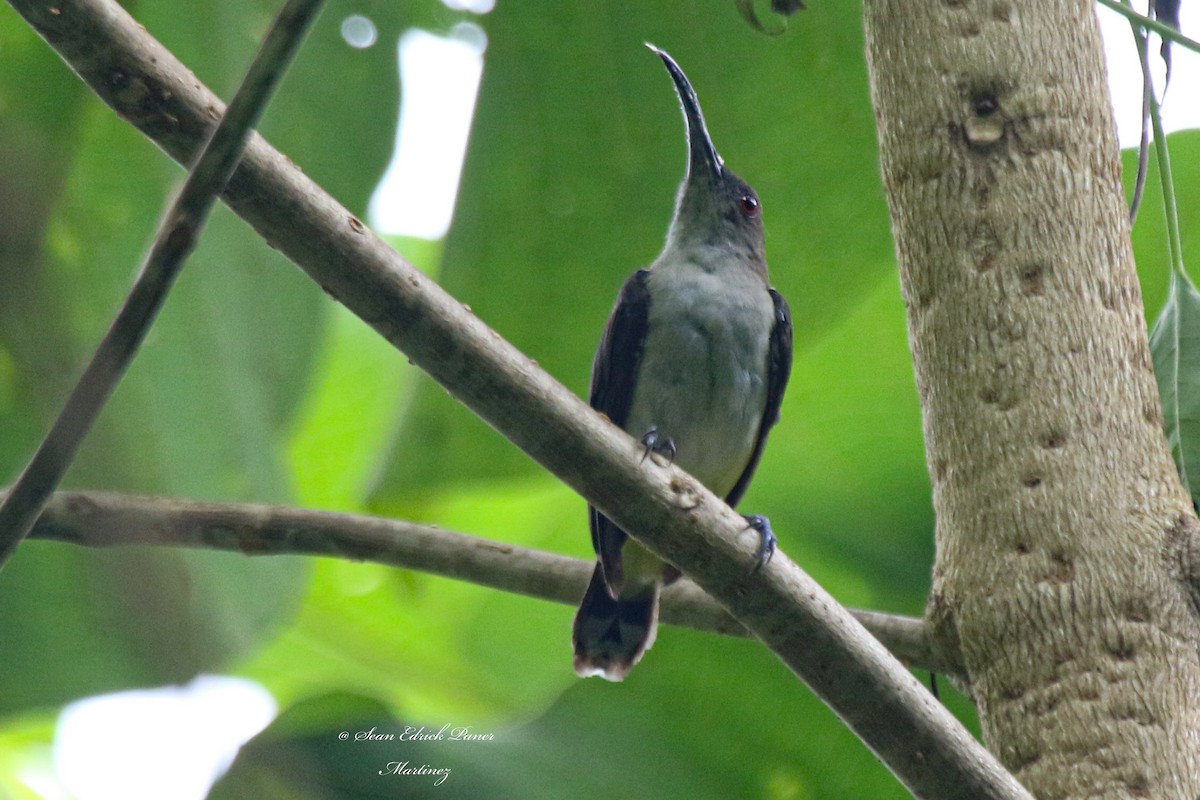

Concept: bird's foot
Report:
left=743, top=514, right=776, bottom=571
left=639, top=426, right=677, bottom=465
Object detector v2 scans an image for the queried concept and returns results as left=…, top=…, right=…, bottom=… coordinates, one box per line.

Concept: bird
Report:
left=571, top=45, right=793, bottom=681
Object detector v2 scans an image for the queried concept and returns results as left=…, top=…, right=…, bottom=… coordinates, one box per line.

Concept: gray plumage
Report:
left=572, top=46, right=793, bottom=681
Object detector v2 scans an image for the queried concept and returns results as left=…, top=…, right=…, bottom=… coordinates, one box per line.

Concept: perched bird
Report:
left=572, top=45, right=793, bottom=681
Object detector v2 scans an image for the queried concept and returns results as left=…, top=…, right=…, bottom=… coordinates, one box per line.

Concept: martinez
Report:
left=379, top=761, right=451, bottom=786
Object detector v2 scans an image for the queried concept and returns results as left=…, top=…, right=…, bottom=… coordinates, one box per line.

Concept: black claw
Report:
left=743, top=514, right=776, bottom=571
left=638, top=427, right=657, bottom=463
left=639, top=426, right=677, bottom=464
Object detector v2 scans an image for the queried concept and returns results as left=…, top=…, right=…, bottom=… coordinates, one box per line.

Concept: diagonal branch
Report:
left=8, top=1, right=1022, bottom=796
left=0, top=0, right=327, bottom=570
left=23, top=489, right=959, bottom=675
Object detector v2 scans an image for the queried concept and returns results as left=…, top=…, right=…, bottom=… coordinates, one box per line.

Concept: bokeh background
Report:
left=0, top=0, right=1197, bottom=797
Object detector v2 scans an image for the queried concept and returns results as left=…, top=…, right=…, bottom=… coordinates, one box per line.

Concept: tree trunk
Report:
left=864, top=0, right=1200, bottom=796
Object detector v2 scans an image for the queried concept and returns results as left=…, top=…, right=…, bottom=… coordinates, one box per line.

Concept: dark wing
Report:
left=588, top=270, right=652, bottom=591
left=724, top=288, right=793, bottom=509
left=589, top=270, right=651, bottom=427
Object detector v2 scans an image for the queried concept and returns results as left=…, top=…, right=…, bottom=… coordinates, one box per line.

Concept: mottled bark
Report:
left=865, top=0, right=1200, bottom=797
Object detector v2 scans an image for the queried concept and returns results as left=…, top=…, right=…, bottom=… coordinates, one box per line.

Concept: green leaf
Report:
left=736, top=0, right=806, bottom=35
left=1125, top=130, right=1200, bottom=323
left=745, top=273, right=933, bottom=605
left=0, top=3, right=92, bottom=478
left=286, top=304, right=412, bottom=511
left=1150, top=268, right=1200, bottom=499
left=1130, top=130, right=1200, bottom=502
left=240, top=478, right=581, bottom=721
left=735, top=0, right=789, bottom=35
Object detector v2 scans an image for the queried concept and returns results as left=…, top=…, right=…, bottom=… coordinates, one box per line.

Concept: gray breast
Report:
left=627, top=267, right=773, bottom=496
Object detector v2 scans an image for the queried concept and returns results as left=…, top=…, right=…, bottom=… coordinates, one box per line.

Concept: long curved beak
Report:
left=646, top=44, right=724, bottom=180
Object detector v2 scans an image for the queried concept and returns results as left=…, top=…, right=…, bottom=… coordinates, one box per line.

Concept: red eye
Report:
left=739, top=194, right=760, bottom=216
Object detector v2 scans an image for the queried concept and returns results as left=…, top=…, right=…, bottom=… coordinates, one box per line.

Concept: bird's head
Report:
left=648, top=45, right=766, bottom=274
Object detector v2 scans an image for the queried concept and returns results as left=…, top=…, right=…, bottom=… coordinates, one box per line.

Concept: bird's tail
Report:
left=572, top=563, right=660, bottom=681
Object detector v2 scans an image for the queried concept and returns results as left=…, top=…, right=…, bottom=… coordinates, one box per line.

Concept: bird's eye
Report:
left=739, top=194, right=760, bottom=217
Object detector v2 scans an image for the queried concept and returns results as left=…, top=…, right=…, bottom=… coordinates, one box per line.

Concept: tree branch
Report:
left=0, top=0, right=326, bottom=569
left=23, top=489, right=960, bottom=675
left=8, top=1, right=1021, bottom=796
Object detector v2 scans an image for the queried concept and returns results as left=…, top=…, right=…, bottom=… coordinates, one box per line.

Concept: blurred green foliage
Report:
left=0, top=0, right=1196, bottom=797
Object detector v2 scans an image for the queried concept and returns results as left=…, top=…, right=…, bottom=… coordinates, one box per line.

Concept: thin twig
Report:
left=23, top=489, right=958, bottom=674
left=1147, top=74, right=1187, bottom=281
left=1098, top=0, right=1200, bottom=55
left=0, top=0, right=326, bottom=569
left=1128, top=8, right=1152, bottom=223
left=1126, top=1, right=1188, bottom=282
left=9, top=2, right=1015, bottom=795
